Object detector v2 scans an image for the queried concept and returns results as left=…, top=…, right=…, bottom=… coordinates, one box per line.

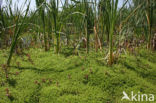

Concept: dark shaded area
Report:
left=8, top=96, right=15, bottom=102
left=7, top=78, right=17, bottom=87
left=11, top=62, right=83, bottom=74
left=12, top=66, right=64, bottom=73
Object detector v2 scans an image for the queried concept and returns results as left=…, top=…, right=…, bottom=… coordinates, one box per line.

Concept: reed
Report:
left=7, top=1, right=30, bottom=66
left=36, top=0, right=49, bottom=51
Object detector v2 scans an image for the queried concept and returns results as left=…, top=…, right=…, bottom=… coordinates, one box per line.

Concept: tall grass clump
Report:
left=146, top=0, right=154, bottom=49
left=109, top=0, right=118, bottom=65
left=36, top=0, right=49, bottom=51
left=7, top=1, right=30, bottom=66
left=48, top=0, right=60, bottom=54
left=83, top=0, right=94, bottom=53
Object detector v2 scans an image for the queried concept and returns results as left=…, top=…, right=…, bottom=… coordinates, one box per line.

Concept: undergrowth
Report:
left=0, top=48, right=156, bottom=103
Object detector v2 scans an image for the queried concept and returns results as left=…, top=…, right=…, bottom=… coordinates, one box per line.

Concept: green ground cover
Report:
left=0, top=48, right=156, bottom=103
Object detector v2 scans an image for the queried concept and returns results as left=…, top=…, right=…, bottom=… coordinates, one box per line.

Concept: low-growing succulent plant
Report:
left=68, top=74, right=71, bottom=79
left=42, top=78, right=46, bottom=83
left=16, top=62, right=20, bottom=68
left=48, top=78, right=52, bottom=84
left=5, top=88, right=11, bottom=97
left=81, top=67, right=85, bottom=71
left=84, top=74, right=89, bottom=80
left=15, top=72, right=19, bottom=75
left=56, top=81, right=59, bottom=87
left=89, top=68, right=93, bottom=74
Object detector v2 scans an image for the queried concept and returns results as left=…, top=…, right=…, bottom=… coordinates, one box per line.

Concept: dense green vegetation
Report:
left=0, top=0, right=156, bottom=103
left=0, top=48, right=156, bottom=103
